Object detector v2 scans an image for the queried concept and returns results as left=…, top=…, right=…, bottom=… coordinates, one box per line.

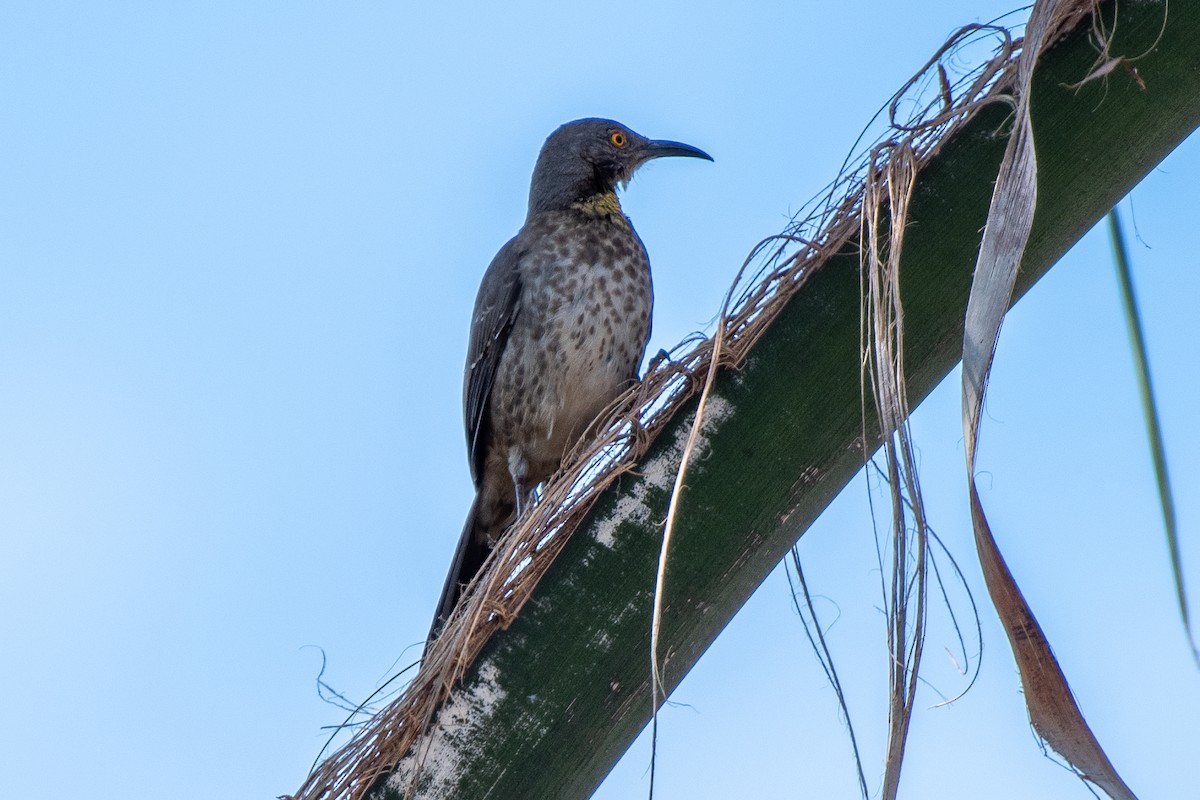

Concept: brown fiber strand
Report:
left=961, top=0, right=1137, bottom=797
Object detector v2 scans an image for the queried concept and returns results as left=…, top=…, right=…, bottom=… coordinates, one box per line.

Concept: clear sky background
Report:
left=2, top=2, right=1196, bottom=798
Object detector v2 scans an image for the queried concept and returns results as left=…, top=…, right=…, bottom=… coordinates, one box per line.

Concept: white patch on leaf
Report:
left=388, top=659, right=507, bottom=797
left=592, top=393, right=734, bottom=548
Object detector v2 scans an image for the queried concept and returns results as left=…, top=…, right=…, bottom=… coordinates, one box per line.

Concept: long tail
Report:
left=426, top=493, right=491, bottom=650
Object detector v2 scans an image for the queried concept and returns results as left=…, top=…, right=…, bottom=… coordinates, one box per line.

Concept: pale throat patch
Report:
left=570, top=190, right=626, bottom=221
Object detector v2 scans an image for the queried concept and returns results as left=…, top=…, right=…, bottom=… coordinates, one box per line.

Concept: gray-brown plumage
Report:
left=428, top=118, right=711, bottom=645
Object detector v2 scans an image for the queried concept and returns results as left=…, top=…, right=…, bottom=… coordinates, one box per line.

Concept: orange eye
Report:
left=609, top=131, right=627, bottom=148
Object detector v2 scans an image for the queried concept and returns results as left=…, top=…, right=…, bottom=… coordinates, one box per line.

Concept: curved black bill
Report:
left=643, top=138, right=714, bottom=162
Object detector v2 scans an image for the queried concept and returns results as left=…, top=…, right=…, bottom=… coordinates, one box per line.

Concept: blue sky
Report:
left=2, top=2, right=1195, bottom=798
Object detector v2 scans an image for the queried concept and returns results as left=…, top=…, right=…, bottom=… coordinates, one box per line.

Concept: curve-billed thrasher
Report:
left=428, top=118, right=711, bottom=644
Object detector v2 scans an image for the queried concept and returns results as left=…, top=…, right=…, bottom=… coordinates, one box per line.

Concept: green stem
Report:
left=1107, top=206, right=1197, bottom=665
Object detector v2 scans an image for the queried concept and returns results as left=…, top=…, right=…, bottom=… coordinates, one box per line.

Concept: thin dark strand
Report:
left=787, top=548, right=870, bottom=800
left=309, top=657, right=423, bottom=776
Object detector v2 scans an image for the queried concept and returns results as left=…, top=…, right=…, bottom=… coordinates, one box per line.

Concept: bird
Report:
left=427, top=118, right=712, bottom=646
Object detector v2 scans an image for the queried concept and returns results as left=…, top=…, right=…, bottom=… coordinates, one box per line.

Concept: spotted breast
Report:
left=479, top=197, right=652, bottom=541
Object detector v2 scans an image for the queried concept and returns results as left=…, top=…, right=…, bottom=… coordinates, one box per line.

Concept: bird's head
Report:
left=527, top=118, right=712, bottom=215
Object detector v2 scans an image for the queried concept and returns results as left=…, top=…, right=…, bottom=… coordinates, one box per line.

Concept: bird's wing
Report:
left=463, top=236, right=523, bottom=484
